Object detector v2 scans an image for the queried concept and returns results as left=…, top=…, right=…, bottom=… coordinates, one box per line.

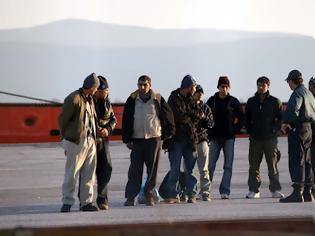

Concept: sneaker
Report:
left=124, top=198, right=136, bottom=206
left=164, top=197, right=180, bottom=204
left=246, top=191, right=260, bottom=199
left=187, top=196, right=197, bottom=203
left=271, top=190, right=284, bottom=199
left=80, top=203, right=98, bottom=211
left=221, top=193, right=230, bottom=199
left=60, top=204, right=71, bottom=213
left=202, top=196, right=211, bottom=201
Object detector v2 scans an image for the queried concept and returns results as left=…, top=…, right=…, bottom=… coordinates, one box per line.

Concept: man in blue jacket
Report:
left=280, top=70, right=315, bottom=203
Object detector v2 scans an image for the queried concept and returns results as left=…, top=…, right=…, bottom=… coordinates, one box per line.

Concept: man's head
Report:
left=137, top=75, right=151, bottom=95
left=180, top=74, right=196, bottom=96
left=193, top=84, right=204, bottom=102
left=217, top=76, right=230, bottom=98
left=82, top=73, right=100, bottom=96
left=285, top=69, right=303, bottom=90
left=309, top=77, right=315, bottom=96
left=256, top=76, right=270, bottom=95
left=94, top=75, right=109, bottom=99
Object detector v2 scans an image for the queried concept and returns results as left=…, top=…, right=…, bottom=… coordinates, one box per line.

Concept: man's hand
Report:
left=281, top=123, right=291, bottom=134
left=126, top=142, right=133, bottom=150
left=98, top=128, right=109, bottom=138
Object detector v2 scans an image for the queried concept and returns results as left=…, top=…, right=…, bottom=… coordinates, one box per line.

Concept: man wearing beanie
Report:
left=193, top=84, right=215, bottom=201
left=280, top=70, right=315, bottom=203
left=206, top=76, right=244, bottom=199
left=59, top=73, right=99, bottom=212
left=93, top=75, right=117, bottom=210
left=122, top=75, right=175, bottom=207
left=164, top=74, right=203, bottom=204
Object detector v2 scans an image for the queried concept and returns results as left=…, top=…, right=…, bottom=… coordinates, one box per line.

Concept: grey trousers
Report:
left=248, top=137, right=282, bottom=193
left=61, top=137, right=96, bottom=206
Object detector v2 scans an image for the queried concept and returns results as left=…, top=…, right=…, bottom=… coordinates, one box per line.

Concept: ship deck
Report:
left=0, top=137, right=314, bottom=235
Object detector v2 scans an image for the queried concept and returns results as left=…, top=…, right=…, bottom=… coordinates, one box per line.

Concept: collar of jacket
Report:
left=214, top=91, right=230, bottom=100
left=130, top=89, right=159, bottom=101
left=254, top=90, right=270, bottom=99
left=79, top=88, right=93, bottom=103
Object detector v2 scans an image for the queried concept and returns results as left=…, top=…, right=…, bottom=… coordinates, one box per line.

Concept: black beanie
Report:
left=97, top=76, right=109, bottom=90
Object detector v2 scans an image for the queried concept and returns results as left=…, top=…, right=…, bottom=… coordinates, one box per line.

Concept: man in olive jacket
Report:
left=58, top=73, right=99, bottom=212
left=245, top=76, right=283, bottom=199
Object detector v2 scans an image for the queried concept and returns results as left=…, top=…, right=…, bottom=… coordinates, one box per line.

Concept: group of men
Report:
left=58, top=69, right=315, bottom=212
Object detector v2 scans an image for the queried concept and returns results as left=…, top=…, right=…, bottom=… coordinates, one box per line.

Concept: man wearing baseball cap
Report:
left=280, top=70, right=315, bottom=203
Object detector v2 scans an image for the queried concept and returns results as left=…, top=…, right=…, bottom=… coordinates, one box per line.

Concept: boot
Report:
left=303, top=185, right=315, bottom=202
left=279, top=183, right=304, bottom=203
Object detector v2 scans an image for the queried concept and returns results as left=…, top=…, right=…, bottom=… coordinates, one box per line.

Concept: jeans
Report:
left=96, top=140, right=112, bottom=203
left=209, top=138, right=235, bottom=195
left=166, top=139, right=198, bottom=198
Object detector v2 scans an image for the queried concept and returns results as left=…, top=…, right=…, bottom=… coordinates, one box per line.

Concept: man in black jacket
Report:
left=122, top=75, right=175, bottom=206
left=206, top=76, right=244, bottom=199
left=93, top=76, right=117, bottom=210
left=164, top=75, right=203, bottom=204
left=245, top=76, right=283, bottom=199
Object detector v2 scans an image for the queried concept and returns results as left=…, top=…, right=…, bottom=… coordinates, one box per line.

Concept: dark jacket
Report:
left=283, top=84, right=315, bottom=126
left=206, top=92, right=244, bottom=139
left=122, top=90, right=175, bottom=144
left=245, top=91, right=282, bottom=140
left=196, top=101, right=215, bottom=143
left=94, top=96, right=117, bottom=134
left=168, top=89, right=203, bottom=150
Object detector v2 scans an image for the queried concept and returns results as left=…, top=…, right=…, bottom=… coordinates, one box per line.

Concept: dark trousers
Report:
left=96, top=140, right=112, bottom=202
left=125, top=138, right=161, bottom=199
left=288, top=123, right=313, bottom=186
left=248, top=137, right=282, bottom=192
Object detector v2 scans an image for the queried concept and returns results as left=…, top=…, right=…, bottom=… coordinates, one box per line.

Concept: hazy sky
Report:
left=0, top=0, right=315, bottom=36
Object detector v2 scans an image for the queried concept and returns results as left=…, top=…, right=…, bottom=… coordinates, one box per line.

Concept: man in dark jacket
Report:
left=193, top=85, right=214, bottom=201
left=206, top=76, right=244, bottom=199
left=245, top=76, right=283, bottom=199
left=93, top=76, right=117, bottom=210
left=280, top=69, right=315, bottom=203
left=122, top=75, right=175, bottom=207
left=308, top=77, right=315, bottom=197
left=164, top=75, right=203, bottom=204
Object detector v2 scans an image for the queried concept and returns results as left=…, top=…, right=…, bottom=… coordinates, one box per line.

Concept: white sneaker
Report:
left=246, top=191, right=260, bottom=199
left=220, top=193, right=229, bottom=199
left=271, top=190, right=284, bottom=198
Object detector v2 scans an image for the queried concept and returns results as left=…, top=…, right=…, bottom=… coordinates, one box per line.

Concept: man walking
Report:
left=193, top=85, right=214, bottom=201
left=245, top=76, right=284, bottom=199
left=165, top=75, right=203, bottom=203
left=59, top=73, right=99, bottom=212
left=308, top=77, right=315, bottom=197
left=93, top=76, right=117, bottom=210
left=122, top=75, right=174, bottom=206
left=206, top=76, right=244, bottom=199
left=280, top=70, right=315, bottom=203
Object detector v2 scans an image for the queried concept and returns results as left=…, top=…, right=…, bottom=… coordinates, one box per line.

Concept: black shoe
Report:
left=303, top=189, right=315, bottom=202
left=97, top=197, right=109, bottom=210
left=145, top=197, right=155, bottom=206
left=280, top=191, right=303, bottom=203
left=60, top=204, right=71, bottom=213
left=124, top=198, right=135, bottom=206
left=80, top=203, right=99, bottom=211
left=188, top=196, right=197, bottom=204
